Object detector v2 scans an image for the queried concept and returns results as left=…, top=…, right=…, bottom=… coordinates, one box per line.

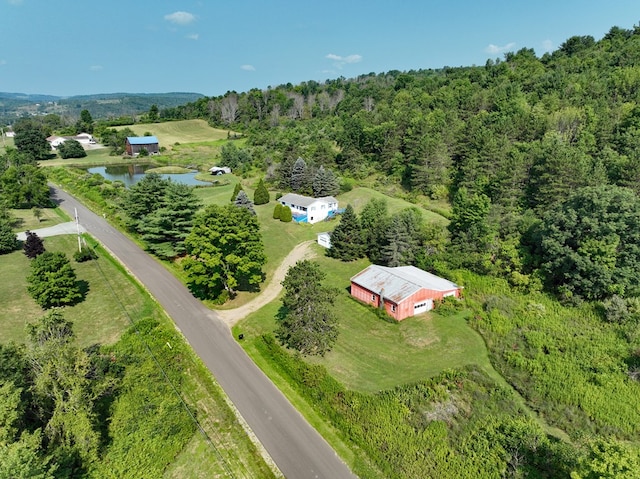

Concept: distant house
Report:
left=278, top=193, right=338, bottom=224
left=125, top=136, right=159, bottom=156
left=47, top=135, right=66, bottom=148
left=47, top=133, right=96, bottom=149
left=317, top=232, right=331, bottom=248
left=209, top=166, right=232, bottom=175
left=350, top=265, right=462, bottom=321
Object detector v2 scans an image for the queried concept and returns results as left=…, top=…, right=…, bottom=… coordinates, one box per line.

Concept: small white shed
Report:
left=317, top=232, right=331, bottom=248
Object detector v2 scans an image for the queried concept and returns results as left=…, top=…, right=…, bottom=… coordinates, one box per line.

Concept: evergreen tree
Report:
left=273, top=203, right=283, bottom=219
left=121, top=173, right=169, bottom=231
left=139, top=182, right=201, bottom=258
left=380, top=214, right=418, bottom=267
left=312, top=166, right=340, bottom=197
left=234, top=190, right=256, bottom=215
left=27, top=252, right=83, bottom=308
left=253, top=178, right=270, bottom=205
left=290, top=157, right=308, bottom=192
left=359, top=198, right=389, bottom=264
left=23, top=231, right=45, bottom=259
left=276, top=260, right=339, bottom=356
left=279, top=205, right=293, bottom=222
left=327, top=204, right=364, bottom=260
left=230, top=182, right=242, bottom=202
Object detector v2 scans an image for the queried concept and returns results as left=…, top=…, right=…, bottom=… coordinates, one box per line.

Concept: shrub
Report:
left=280, top=205, right=293, bottom=222
left=273, top=203, right=283, bottom=219
left=74, top=245, right=98, bottom=262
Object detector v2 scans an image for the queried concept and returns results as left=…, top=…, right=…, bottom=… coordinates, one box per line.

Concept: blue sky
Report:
left=1, top=0, right=638, bottom=97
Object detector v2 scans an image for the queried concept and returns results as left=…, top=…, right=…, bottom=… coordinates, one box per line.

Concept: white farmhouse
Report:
left=278, top=193, right=338, bottom=224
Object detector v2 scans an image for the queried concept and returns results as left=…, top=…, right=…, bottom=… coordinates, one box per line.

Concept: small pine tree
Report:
left=290, top=157, right=308, bottom=192
left=327, top=204, right=364, bottom=260
left=230, top=183, right=243, bottom=202
left=280, top=205, right=293, bottom=222
left=234, top=190, right=256, bottom=215
left=273, top=203, right=283, bottom=219
left=254, top=178, right=270, bottom=205
left=23, top=231, right=45, bottom=259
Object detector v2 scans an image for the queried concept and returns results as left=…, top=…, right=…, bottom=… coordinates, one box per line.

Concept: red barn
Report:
left=125, top=136, right=159, bottom=156
left=350, top=265, right=462, bottom=321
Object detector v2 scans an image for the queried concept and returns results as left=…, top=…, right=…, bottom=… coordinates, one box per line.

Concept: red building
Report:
left=350, top=265, right=462, bottom=321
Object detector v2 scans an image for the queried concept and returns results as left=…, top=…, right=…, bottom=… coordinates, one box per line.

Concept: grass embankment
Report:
left=0, top=230, right=278, bottom=478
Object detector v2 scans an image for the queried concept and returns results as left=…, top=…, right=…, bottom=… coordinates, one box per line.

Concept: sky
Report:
left=1, top=0, right=639, bottom=98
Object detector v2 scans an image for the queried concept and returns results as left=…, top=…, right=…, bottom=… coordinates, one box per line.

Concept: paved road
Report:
left=50, top=186, right=356, bottom=479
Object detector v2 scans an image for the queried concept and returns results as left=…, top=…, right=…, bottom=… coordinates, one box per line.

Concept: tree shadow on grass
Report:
left=76, top=279, right=90, bottom=304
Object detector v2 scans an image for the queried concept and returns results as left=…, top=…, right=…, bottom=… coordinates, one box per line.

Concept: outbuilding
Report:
left=317, top=232, right=332, bottom=248
left=125, top=136, right=159, bottom=156
left=350, top=265, right=462, bottom=321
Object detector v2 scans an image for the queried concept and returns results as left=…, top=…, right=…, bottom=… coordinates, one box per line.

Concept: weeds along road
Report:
left=51, top=186, right=356, bottom=479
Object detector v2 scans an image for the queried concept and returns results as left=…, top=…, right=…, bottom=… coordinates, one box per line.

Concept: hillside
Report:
left=0, top=91, right=204, bottom=124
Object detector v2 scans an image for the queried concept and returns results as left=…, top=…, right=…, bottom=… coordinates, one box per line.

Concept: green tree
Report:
left=290, top=157, right=308, bottom=192
left=571, top=438, right=640, bottom=479
left=279, top=205, right=293, bottom=222
left=32, top=207, right=42, bottom=223
left=276, top=260, right=339, bottom=356
left=273, top=202, right=283, bottom=219
left=26, top=310, right=113, bottom=467
left=253, top=178, right=270, bottom=205
left=183, top=204, right=266, bottom=300
left=26, top=252, right=83, bottom=309
left=234, top=190, right=256, bottom=215
left=327, top=204, right=364, bottom=261
left=148, top=104, right=159, bottom=122
left=121, top=173, right=169, bottom=231
left=537, top=185, right=640, bottom=300
left=312, top=166, right=339, bottom=197
left=448, top=187, right=493, bottom=252
left=0, top=165, right=50, bottom=208
left=0, top=212, right=18, bottom=254
left=380, top=211, right=422, bottom=267
left=75, top=109, right=94, bottom=134
left=13, top=119, right=50, bottom=162
left=359, top=198, right=389, bottom=264
left=23, top=231, right=45, bottom=259
left=230, top=182, right=242, bottom=202
left=138, top=182, right=201, bottom=258
left=57, top=140, right=86, bottom=159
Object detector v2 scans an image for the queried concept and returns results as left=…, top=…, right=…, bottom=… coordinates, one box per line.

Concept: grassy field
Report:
left=234, top=251, right=494, bottom=392
left=0, top=134, right=14, bottom=155
left=116, top=119, right=231, bottom=148
left=11, top=206, right=69, bottom=231
left=0, top=234, right=157, bottom=346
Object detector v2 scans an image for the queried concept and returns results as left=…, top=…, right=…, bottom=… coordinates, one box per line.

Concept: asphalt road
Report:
left=50, top=186, right=356, bottom=479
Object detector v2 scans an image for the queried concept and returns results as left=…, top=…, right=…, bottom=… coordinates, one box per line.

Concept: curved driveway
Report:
left=50, top=186, right=356, bottom=479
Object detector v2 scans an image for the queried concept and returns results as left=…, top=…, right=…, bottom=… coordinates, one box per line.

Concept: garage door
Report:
left=413, top=299, right=434, bottom=315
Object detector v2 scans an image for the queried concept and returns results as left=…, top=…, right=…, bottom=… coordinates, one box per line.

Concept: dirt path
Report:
left=217, top=240, right=317, bottom=327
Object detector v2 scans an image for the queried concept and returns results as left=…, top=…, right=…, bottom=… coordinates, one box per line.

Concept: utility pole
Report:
left=75, top=207, right=82, bottom=252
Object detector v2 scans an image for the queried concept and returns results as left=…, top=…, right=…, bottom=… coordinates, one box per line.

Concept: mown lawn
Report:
left=11, top=206, right=69, bottom=232
left=235, top=250, right=494, bottom=392
left=0, top=234, right=145, bottom=346
left=116, top=119, right=232, bottom=146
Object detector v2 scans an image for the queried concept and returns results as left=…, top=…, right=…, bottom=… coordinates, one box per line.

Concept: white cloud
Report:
left=241, top=64, right=255, bottom=71
left=186, top=33, right=199, bottom=40
left=8, top=0, right=23, bottom=5
left=164, top=11, right=196, bottom=25
left=89, top=65, right=103, bottom=71
left=541, top=39, right=553, bottom=52
left=0, top=59, right=6, bottom=66
left=485, top=42, right=516, bottom=54
left=325, top=53, right=362, bottom=69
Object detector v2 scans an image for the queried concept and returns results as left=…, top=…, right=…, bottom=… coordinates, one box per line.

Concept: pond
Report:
left=87, top=165, right=211, bottom=187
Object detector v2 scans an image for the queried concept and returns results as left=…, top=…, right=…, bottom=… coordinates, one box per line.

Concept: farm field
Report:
left=116, top=119, right=232, bottom=148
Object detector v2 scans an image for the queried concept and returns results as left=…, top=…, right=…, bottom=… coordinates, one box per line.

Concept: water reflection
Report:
left=87, top=165, right=211, bottom=187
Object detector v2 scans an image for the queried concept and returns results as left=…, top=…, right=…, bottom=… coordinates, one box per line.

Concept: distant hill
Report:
left=0, top=92, right=205, bottom=124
